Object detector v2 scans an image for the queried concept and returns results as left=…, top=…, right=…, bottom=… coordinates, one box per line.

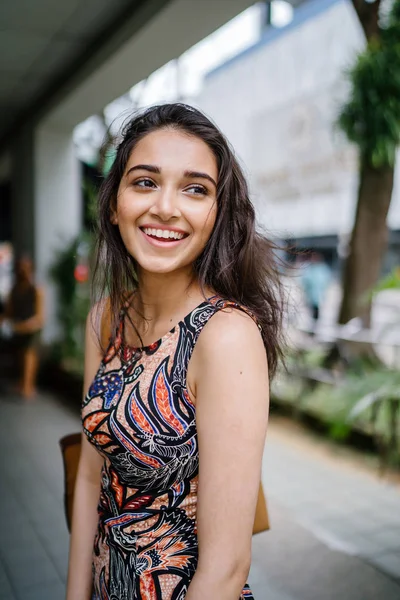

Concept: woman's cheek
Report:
left=117, top=197, right=133, bottom=219
left=201, top=208, right=217, bottom=242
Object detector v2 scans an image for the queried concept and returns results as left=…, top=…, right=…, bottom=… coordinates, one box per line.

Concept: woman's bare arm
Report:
left=185, top=309, right=269, bottom=599
left=66, top=311, right=104, bottom=600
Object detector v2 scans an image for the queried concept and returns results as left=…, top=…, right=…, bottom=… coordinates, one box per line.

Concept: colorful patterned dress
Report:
left=82, top=296, right=256, bottom=600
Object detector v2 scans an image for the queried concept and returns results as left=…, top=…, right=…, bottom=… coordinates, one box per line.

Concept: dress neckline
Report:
left=120, top=295, right=218, bottom=352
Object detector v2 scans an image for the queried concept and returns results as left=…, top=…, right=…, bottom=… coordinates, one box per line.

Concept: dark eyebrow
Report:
left=125, top=164, right=217, bottom=188
left=184, top=170, right=217, bottom=188
left=126, top=164, right=161, bottom=176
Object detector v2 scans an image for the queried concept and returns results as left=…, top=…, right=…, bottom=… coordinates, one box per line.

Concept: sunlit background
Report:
left=0, top=1, right=399, bottom=599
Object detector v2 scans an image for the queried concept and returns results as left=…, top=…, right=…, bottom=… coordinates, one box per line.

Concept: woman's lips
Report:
left=139, top=227, right=189, bottom=248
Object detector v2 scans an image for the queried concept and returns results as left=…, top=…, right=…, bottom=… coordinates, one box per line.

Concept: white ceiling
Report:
left=0, top=0, right=166, bottom=141
left=44, top=0, right=257, bottom=131
left=1, top=0, right=304, bottom=145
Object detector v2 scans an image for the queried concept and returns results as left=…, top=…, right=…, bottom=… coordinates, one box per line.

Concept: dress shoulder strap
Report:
left=100, top=293, right=133, bottom=354
left=183, top=296, right=261, bottom=350
left=175, top=296, right=261, bottom=393
left=100, top=297, right=112, bottom=350
left=212, top=297, right=261, bottom=328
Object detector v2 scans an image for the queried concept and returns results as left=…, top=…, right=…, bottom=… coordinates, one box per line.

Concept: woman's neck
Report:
left=16, top=278, right=32, bottom=288
left=134, top=267, right=202, bottom=324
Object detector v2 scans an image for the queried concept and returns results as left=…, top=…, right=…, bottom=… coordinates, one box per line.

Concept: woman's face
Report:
left=16, top=258, right=33, bottom=282
left=113, top=128, right=218, bottom=276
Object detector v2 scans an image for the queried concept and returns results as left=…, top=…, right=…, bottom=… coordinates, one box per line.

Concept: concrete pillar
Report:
left=34, top=123, right=82, bottom=343
left=11, top=126, right=36, bottom=259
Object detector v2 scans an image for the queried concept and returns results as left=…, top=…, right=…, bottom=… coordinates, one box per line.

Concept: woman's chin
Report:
left=135, top=258, right=189, bottom=277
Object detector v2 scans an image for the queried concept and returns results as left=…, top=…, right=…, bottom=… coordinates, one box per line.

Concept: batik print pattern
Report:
left=82, top=297, right=255, bottom=600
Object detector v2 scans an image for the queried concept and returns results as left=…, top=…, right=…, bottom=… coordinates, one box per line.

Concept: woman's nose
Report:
left=149, top=188, right=181, bottom=221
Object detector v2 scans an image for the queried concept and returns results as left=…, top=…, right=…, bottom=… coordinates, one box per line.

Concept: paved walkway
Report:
left=261, top=418, right=400, bottom=583
left=0, top=389, right=399, bottom=600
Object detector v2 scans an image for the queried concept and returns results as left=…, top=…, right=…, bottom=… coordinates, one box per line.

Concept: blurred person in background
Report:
left=66, top=103, right=284, bottom=600
left=300, top=251, right=331, bottom=325
left=2, top=256, right=44, bottom=399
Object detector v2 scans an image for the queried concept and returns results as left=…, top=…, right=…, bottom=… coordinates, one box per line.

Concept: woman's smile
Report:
left=139, top=224, right=190, bottom=248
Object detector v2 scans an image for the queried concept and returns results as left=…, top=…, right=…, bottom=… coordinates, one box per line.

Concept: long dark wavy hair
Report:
left=92, top=103, right=285, bottom=377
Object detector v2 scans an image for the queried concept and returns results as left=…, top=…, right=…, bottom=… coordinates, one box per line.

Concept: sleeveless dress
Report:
left=82, top=296, right=257, bottom=600
left=10, top=283, right=40, bottom=349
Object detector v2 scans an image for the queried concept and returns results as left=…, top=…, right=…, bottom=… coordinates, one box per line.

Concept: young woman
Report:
left=66, top=103, right=284, bottom=600
left=4, top=256, right=44, bottom=399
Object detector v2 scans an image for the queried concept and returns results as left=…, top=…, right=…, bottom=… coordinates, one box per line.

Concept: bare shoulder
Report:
left=188, top=305, right=269, bottom=408
left=35, top=285, right=45, bottom=299
left=89, top=296, right=110, bottom=321
left=189, top=306, right=268, bottom=395
left=85, top=297, right=110, bottom=350
left=87, top=296, right=110, bottom=328
left=196, top=306, right=265, bottom=357
left=84, top=300, right=109, bottom=393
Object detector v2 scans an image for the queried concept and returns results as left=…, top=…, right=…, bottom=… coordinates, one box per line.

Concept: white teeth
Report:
left=142, top=227, right=185, bottom=240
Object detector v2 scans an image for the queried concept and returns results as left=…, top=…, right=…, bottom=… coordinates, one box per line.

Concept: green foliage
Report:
left=365, top=267, right=400, bottom=340
left=273, top=358, right=400, bottom=464
left=82, top=178, right=100, bottom=228
left=49, top=232, right=93, bottom=371
left=371, top=267, right=400, bottom=294
left=347, top=372, right=400, bottom=467
left=338, top=0, right=400, bottom=167
left=49, top=174, right=101, bottom=372
left=49, top=237, right=79, bottom=357
left=329, top=421, right=352, bottom=442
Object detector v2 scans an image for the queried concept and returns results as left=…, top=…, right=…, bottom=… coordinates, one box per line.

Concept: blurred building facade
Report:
left=196, top=0, right=400, bottom=271
left=0, top=0, right=256, bottom=341
left=2, top=0, right=398, bottom=342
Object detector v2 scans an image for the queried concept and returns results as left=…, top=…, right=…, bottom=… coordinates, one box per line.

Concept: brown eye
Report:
left=134, top=178, right=156, bottom=188
left=186, top=184, right=208, bottom=196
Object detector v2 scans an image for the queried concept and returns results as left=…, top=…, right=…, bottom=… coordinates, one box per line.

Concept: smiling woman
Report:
left=66, top=103, right=285, bottom=600
left=109, top=128, right=218, bottom=280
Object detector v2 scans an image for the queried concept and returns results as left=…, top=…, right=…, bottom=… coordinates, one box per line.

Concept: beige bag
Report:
left=253, top=484, right=270, bottom=534
left=59, top=432, right=81, bottom=532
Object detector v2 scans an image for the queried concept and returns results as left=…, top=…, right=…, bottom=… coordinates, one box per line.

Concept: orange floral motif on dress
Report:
left=128, top=388, right=157, bottom=435
left=139, top=573, right=158, bottom=600
left=124, top=494, right=153, bottom=511
left=109, top=412, right=162, bottom=469
left=93, top=433, right=113, bottom=446
left=153, top=363, right=185, bottom=435
left=84, top=411, right=109, bottom=432
left=111, top=469, right=124, bottom=509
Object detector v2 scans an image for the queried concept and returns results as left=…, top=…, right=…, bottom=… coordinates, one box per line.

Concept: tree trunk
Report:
left=351, top=0, right=381, bottom=41
left=339, top=159, right=394, bottom=327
